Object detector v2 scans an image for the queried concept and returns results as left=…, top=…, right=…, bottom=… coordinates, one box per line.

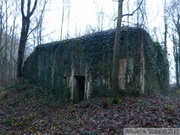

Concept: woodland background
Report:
left=0, top=0, right=179, bottom=87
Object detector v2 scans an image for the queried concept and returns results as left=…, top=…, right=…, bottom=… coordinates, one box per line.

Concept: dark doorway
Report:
left=73, top=76, right=85, bottom=103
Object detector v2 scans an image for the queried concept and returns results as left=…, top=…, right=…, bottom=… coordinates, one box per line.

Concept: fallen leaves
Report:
left=0, top=83, right=180, bottom=134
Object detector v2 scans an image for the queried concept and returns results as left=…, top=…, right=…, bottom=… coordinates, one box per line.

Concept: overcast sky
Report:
left=44, top=0, right=165, bottom=40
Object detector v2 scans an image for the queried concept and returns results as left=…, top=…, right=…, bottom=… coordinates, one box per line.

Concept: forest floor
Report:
left=0, top=80, right=180, bottom=135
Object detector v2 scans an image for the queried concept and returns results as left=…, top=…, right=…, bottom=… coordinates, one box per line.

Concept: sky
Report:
left=33, top=0, right=175, bottom=81
left=43, top=0, right=167, bottom=43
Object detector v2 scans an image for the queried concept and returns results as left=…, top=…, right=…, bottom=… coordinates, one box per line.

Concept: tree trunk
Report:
left=112, top=0, right=123, bottom=98
left=164, top=24, right=168, bottom=54
left=175, top=55, right=179, bottom=88
left=173, top=34, right=179, bottom=89
left=17, top=0, right=38, bottom=78
left=178, top=34, right=180, bottom=88
left=17, top=18, right=29, bottom=77
left=60, top=0, right=65, bottom=40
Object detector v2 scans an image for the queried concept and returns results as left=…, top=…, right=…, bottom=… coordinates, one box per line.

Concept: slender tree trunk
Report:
left=9, top=16, right=16, bottom=80
left=0, top=1, right=4, bottom=82
left=66, top=1, right=71, bottom=37
left=178, top=34, right=180, bottom=88
left=175, top=14, right=180, bottom=89
left=173, top=34, right=179, bottom=89
left=136, top=0, right=140, bottom=26
left=17, top=18, right=29, bottom=77
left=175, top=56, right=179, bottom=88
left=4, top=0, right=8, bottom=83
left=112, top=0, right=123, bottom=98
left=164, top=0, right=168, bottom=55
left=126, top=0, right=129, bottom=26
left=60, top=0, right=65, bottom=40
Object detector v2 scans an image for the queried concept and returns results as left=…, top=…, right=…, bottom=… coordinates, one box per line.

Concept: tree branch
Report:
left=114, top=0, right=143, bottom=21
left=27, top=19, right=41, bottom=37
left=29, top=0, right=38, bottom=17
left=28, top=0, right=47, bottom=37
left=21, top=0, right=25, bottom=17
left=122, top=0, right=143, bottom=18
left=27, top=0, right=31, bottom=14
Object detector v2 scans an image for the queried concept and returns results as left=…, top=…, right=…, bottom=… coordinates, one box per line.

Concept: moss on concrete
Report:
left=23, top=27, right=168, bottom=102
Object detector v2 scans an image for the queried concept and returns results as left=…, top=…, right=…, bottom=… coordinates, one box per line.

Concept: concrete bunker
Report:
left=73, top=75, right=85, bottom=103
left=23, top=27, right=169, bottom=102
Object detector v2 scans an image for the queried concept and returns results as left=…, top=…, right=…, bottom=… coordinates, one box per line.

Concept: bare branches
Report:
left=122, top=0, right=143, bottom=18
left=28, top=0, right=48, bottom=37
left=21, top=0, right=38, bottom=18
left=0, top=0, right=19, bottom=83
left=29, top=0, right=38, bottom=17
left=113, top=0, right=143, bottom=21
left=21, top=0, right=25, bottom=17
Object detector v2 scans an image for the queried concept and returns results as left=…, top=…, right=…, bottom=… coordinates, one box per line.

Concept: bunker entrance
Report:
left=73, top=76, right=85, bottom=103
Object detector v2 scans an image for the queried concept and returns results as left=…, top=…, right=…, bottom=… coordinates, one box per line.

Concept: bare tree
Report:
left=167, top=0, right=180, bottom=88
left=60, top=0, right=65, bottom=40
left=173, top=35, right=179, bottom=88
left=17, top=0, right=38, bottom=78
left=66, top=0, right=71, bottom=37
left=0, top=0, right=19, bottom=85
left=134, top=0, right=147, bottom=27
left=93, top=0, right=105, bottom=31
left=112, top=0, right=143, bottom=98
left=164, top=0, right=168, bottom=55
left=112, top=0, right=124, bottom=98
left=30, top=0, right=48, bottom=46
left=60, top=0, right=71, bottom=40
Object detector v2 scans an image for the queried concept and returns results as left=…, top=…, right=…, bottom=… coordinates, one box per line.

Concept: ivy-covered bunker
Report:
left=23, top=27, right=168, bottom=103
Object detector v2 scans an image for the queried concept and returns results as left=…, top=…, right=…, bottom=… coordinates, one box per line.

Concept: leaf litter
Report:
left=0, top=82, right=179, bottom=134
